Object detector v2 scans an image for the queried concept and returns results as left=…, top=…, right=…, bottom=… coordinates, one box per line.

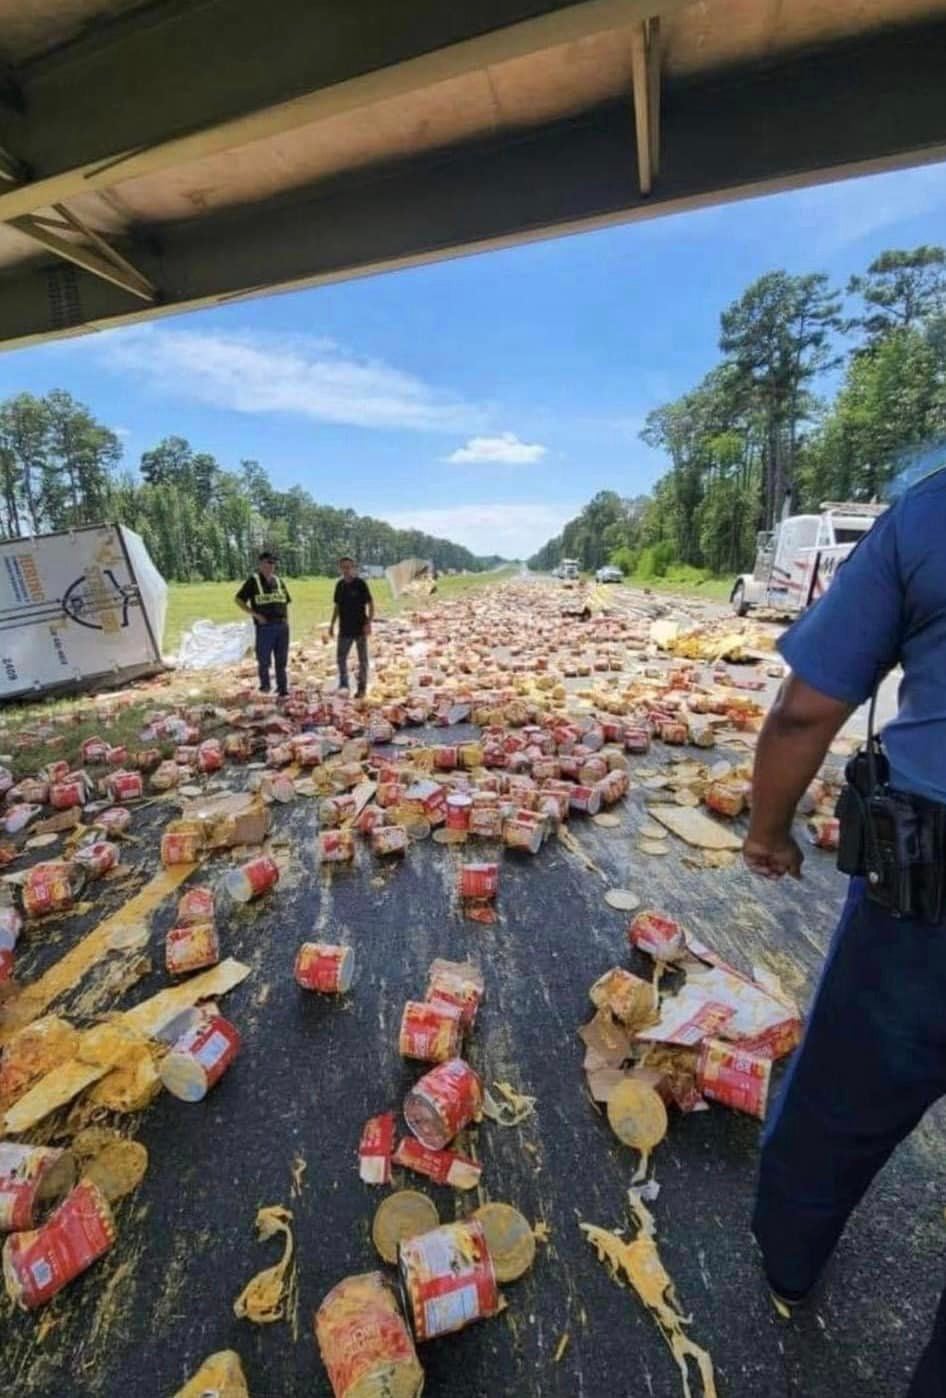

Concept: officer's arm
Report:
left=235, top=582, right=264, bottom=624
left=745, top=676, right=853, bottom=880
left=365, top=585, right=375, bottom=625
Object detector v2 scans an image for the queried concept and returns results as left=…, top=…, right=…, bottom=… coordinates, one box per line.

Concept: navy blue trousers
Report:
left=255, top=621, right=289, bottom=696
left=754, top=879, right=946, bottom=1395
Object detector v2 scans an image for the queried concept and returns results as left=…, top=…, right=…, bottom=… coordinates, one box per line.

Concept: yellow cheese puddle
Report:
left=233, top=1205, right=298, bottom=1336
left=581, top=1191, right=717, bottom=1398
left=0, top=864, right=196, bottom=1043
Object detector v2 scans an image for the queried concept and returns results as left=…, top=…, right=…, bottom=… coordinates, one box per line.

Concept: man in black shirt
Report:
left=235, top=551, right=291, bottom=697
left=329, top=556, right=374, bottom=698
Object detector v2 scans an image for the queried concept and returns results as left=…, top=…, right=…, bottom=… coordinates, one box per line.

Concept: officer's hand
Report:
left=742, top=832, right=804, bottom=881
left=363, top=622, right=372, bottom=637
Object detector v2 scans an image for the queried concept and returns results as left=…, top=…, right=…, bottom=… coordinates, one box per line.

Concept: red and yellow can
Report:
left=404, top=1058, right=483, bottom=1150
left=398, top=1001, right=463, bottom=1063
left=294, top=942, right=355, bottom=994
left=315, top=1271, right=423, bottom=1398
left=398, top=1219, right=499, bottom=1341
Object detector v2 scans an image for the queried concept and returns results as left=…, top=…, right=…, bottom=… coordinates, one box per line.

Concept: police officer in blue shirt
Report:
left=743, top=468, right=946, bottom=1395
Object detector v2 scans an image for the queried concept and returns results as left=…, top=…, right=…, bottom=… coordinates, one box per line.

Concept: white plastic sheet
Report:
left=177, top=618, right=253, bottom=670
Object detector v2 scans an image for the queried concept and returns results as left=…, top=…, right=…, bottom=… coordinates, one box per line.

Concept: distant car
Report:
left=595, top=565, right=623, bottom=584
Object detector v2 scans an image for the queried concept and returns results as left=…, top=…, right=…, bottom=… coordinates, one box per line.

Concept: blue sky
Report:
left=3, top=159, right=946, bottom=559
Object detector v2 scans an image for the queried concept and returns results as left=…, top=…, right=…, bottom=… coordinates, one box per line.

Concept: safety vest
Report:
left=251, top=573, right=288, bottom=607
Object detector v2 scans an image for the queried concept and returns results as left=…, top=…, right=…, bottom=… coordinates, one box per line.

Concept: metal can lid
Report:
left=372, top=1191, right=440, bottom=1266
left=472, top=1202, right=536, bottom=1282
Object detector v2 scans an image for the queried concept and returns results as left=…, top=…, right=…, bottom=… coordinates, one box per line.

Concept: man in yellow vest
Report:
left=235, top=551, right=291, bottom=698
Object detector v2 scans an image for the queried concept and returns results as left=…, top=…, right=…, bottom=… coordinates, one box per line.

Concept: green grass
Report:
left=0, top=567, right=518, bottom=762
left=163, top=568, right=518, bottom=650
left=631, top=572, right=737, bottom=602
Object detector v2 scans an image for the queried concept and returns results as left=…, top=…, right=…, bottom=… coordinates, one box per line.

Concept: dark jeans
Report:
left=255, top=620, right=289, bottom=695
left=337, top=632, right=368, bottom=695
left=754, top=878, right=946, bottom=1395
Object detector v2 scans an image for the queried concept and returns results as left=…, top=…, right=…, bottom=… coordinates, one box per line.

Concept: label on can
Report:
left=3, top=1179, right=115, bottom=1310
left=445, top=795, right=472, bottom=831
left=391, top=1138, right=482, bottom=1191
left=359, top=1112, right=395, bottom=1186
left=165, top=923, right=220, bottom=976
left=628, top=910, right=686, bottom=962
left=23, top=863, right=77, bottom=918
left=316, top=1272, right=423, bottom=1398
left=399, top=1219, right=499, bottom=1341
left=243, top=854, right=280, bottom=893
left=161, top=829, right=202, bottom=866
left=0, top=1145, right=68, bottom=1232
left=177, top=886, right=215, bottom=925
left=457, top=863, right=498, bottom=900
left=160, top=1015, right=241, bottom=1101
left=697, top=1038, right=772, bottom=1119
left=398, top=1001, right=463, bottom=1063
left=404, top=1059, right=483, bottom=1150
left=294, top=943, right=353, bottom=994
left=108, top=771, right=143, bottom=801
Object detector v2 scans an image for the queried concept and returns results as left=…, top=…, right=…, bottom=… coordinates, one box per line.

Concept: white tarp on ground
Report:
left=0, top=524, right=167, bottom=699
left=176, top=618, right=253, bottom=670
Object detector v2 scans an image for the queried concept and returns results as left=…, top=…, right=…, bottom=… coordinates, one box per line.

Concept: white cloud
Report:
left=113, top=426, right=132, bottom=439
left=383, top=502, right=579, bottom=559
left=445, top=432, right=547, bottom=465
left=91, top=326, right=481, bottom=434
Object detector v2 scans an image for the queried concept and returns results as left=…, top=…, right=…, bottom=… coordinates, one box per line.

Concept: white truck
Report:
left=557, top=558, right=580, bottom=581
left=730, top=502, right=886, bottom=617
left=0, top=524, right=167, bottom=700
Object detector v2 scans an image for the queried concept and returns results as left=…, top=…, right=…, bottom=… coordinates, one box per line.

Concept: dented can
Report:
left=160, top=827, right=203, bottom=866
left=49, top=780, right=85, bottom=810
left=426, top=960, right=484, bottom=1030
left=398, top=1219, right=499, bottom=1341
left=22, top=863, right=81, bottom=918
left=197, top=740, right=224, bottom=774
left=371, top=824, right=408, bottom=856
left=0, top=1143, right=76, bottom=1233
left=659, top=721, right=689, bottom=745
left=697, top=1038, right=772, bottom=1120
left=468, top=805, right=502, bottom=839
left=159, top=1014, right=241, bottom=1101
left=295, top=942, right=355, bottom=994
left=398, top=1001, right=463, bottom=1063
left=502, top=816, right=543, bottom=854
left=624, top=728, right=651, bottom=754
left=628, top=909, right=686, bottom=961
left=319, top=830, right=356, bottom=864
left=96, top=806, right=131, bottom=836
left=457, top=863, right=499, bottom=901
left=73, top=841, right=119, bottom=878
left=404, top=1058, right=484, bottom=1150
left=445, top=794, right=472, bottom=832
left=315, top=1271, right=424, bottom=1398
left=2, top=1179, right=115, bottom=1309
left=177, top=885, right=215, bottom=926
left=107, top=770, right=143, bottom=802
left=569, top=784, right=602, bottom=816
left=165, top=922, right=220, bottom=976
left=222, top=854, right=280, bottom=902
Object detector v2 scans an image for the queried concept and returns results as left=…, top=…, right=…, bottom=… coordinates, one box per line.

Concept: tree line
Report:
left=530, top=246, right=946, bottom=578
left=0, top=405, right=501, bottom=579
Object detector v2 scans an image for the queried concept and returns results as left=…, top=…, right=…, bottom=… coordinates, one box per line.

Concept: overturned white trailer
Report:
left=0, top=524, right=167, bottom=701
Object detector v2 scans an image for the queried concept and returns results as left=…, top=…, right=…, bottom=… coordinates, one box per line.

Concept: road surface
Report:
left=0, top=582, right=941, bottom=1398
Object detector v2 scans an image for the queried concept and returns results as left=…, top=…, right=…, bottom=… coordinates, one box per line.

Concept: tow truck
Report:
left=730, top=501, right=886, bottom=616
